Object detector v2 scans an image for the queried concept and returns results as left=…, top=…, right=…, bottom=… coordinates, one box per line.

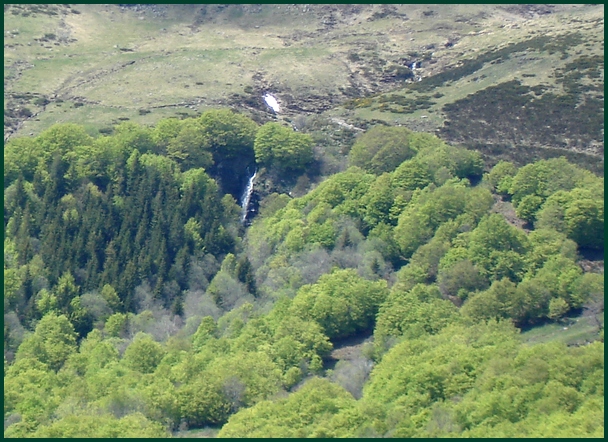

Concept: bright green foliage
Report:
left=269, top=316, right=333, bottom=372
left=112, top=122, right=156, bottom=154
left=392, top=158, right=433, bottom=191
left=223, top=305, right=332, bottom=381
left=460, top=225, right=588, bottom=325
left=30, top=412, right=169, bottom=438
left=353, top=322, right=600, bottom=437
left=564, top=196, right=604, bottom=249
left=536, top=186, right=604, bottom=249
left=198, top=109, right=257, bottom=161
left=4, top=136, right=45, bottom=184
left=437, top=259, right=488, bottom=299
left=453, top=341, right=604, bottom=437
left=305, top=219, right=337, bottom=249
left=177, top=376, right=233, bottom=427
left=359, top=173, right=397, bottom=228
left=76, top=330, right=120, bottom=373
left=255, top=122, right=314, bottom=174
left=37, top=123, right=94, bottom=154
left=166, top=118, right=213, bottom=170
left=416, top=142, right=484, bottom=181
left=395, top=180, right=490, bottom=258
left=104, top=313, right=129, bottom=337
left=509, top=278, right=554, bottom=324
left=4, top=118, right=604, bottom=439
left=536, top=183, right=604, bottom=250
left=407, top=131, right=446, bottom=151
left=4, top=358, right=61, bottom=430
left=228, top=301, right=331, bottom=368
left=534, top=191, right=569, bottom=233
left=508, top=157, right=593, bottom=206
left=572, top=273, right=604, bottom=311
left=15, top=312, right=77, bottom=371
left=35, top=289, right=59, bottom=316
left=139, top=152, right=181, bottom=178
left=289, top=269, right=388, bottom=339
left=526, top=228, right=578, bottom=272
left=100, top=284, right=122, bottom=312
left=391, top=139, right=483, bottom=194
left=54, top=271, right=79, bottom=310
left=122, top=333, right=166, bottom=374
left=394, top=209, right=437, bottom=259
left=375, top=284, right=460, bottom=344
left=468, top=214, right=530, bottom=281
left=151, top=117, right=183, bottom=149
left=533, top=256, right=584, bottom=306
left=515, top=194, right=544, bottom=223
left=62, top=138, right=122, bottom=185
left=460, top=278, right=517, bottom=322
left=115, top=320, right=603, bottom=438
left=206, top=351, right=283, bottom=407
left=218, top=377, right=357, bottom=438
left=140, top=376, right=181, bottom=427
left=365, top=322, right=520, bottom=416
left=181, top=166, right=220, bottom=199
left=192, top=316, right=218, bottom=350
left=348, top=125, right=416, bottom=174
left=485, top=160, right=517, bottom=194
left=548, top=298, right=570, bottom=320
left=308, top=167, right=375, bottom=214
left=499, top=253, right=585, bottom=325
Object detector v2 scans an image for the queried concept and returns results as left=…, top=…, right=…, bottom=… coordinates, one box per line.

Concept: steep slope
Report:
left=4, top=4, right=603, bottom=175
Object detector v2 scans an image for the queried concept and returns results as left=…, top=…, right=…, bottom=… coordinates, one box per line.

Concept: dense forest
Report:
left=3, top=109, right=604, bottom=437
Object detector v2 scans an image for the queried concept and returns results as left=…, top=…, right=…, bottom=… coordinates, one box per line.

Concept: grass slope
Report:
left=521, top=311, right=604, bottom=347
left=4, top=4, right=604, bottom=173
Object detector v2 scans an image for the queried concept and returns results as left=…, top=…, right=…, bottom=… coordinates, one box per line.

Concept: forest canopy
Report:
left=3, top=109, right=604, bottom=438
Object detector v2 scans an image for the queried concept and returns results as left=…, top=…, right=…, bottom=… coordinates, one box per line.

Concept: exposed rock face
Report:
left=209, top=154, right=256, bottom=201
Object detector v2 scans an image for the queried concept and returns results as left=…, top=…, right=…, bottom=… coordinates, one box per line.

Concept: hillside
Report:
left=3, top=4, right=605, bottom=439
left=4, top=4, right=604, bottom=172
left=4, top=115, right=604, bottom=438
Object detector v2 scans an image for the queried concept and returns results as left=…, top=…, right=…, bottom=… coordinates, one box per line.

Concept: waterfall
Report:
left=240, top=169, right=257, bottom=224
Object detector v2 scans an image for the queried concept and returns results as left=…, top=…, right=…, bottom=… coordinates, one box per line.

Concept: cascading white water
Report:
left=263, top=93, right=280, bottom=113
left=240, top=170, right=257, bottom=223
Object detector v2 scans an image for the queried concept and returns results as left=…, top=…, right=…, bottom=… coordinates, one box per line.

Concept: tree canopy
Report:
left=254, top=122, right=314, bottom=176
left=4, top=113, right=603, bottom=438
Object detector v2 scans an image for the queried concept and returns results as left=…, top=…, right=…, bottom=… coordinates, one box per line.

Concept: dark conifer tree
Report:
left=236, top=257, right=257, bottom=296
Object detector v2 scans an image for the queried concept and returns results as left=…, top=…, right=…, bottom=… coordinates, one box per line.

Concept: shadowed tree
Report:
left=255, top=122, right=314, bottom=177
left=349, top=125, right=416, bottom=174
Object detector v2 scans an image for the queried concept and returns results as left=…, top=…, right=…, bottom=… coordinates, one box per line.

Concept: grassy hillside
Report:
left=4, top=4, right=604, bottom=172
left=521, top=311, right=604, bottom=347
